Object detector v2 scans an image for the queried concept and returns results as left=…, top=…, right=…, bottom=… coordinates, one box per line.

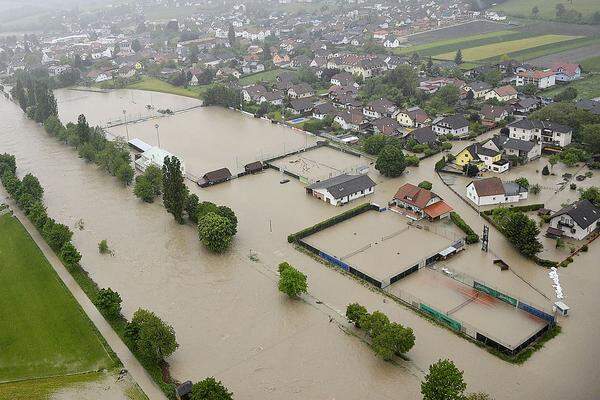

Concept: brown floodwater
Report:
left=1, top=89, right=600, bottom=399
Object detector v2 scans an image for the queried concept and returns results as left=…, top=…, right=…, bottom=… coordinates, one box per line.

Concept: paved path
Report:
left=2, top=193, right=167, bottom=400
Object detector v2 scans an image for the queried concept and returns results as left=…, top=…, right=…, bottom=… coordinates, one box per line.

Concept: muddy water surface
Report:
left=2, top=90, right=600, bottom=399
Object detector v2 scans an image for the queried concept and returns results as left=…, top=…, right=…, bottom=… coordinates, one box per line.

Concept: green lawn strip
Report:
left=435, top=34, right=580, bottom=61
left=0, top=214, right=116, bottom=382
left=498, top=36, right=600, bottom=62
left=493, top=0, right=600, bottom=20
left=0, top=371, right=104, bottom=400
left=124, top=77, right=206, bottom=99
left=542, top=74, right=600, bottom=100
left=394, top=30, right=523, bottom=56
left=581, top=55, right=600, bottom=72
left=238, top=69, right=284, bottom=86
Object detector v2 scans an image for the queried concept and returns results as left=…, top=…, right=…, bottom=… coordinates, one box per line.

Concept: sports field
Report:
left=494, top=0, right=600, bottom=20
left=436, top=34, right=581, bottom=61
left=0, top=213, right=115, bottom=383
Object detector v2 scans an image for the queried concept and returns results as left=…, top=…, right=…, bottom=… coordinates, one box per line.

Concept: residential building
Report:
left=484, top=85, right=518, bottom=102
left=547, top=200, right=600, bottom=240
left=480, top=104, right=511, bottom=124
left=550, top=62, right=581, bottom=82
left=396, top=106, right=430, bottom=127
left=288, top=98, right=314, bottom=115
left=464, top=81, right=491, bottom=99
left=198, top=168, right=232, bottom=187
left=575, top=99, right=600, bottom=115
left=242, top=84, right=267, bottom=102
left=334, top=109, right=366, bottom=131
left=466, top=177, right=528, bottom=206
left=516, top=69, right=556, bottom=89
left=391, top=183, right=453, bottom=221
left=306, top=174, right=375, bottom=206
left=432, top=115, right=469, bottom=137
left=507, top=119, right=572, bottom=148
left=410, top=126, right=438, bottom=147
left=135, top=146, right=186, bottom=174
left=482, top=135, right=541, bottom=163
left=454, top=143, right=509, bottom=173
left=372, top=117, right=403, bottom=136
left=331, top=72, right=357, bottom=87
left=313, top=103, right=337, bottom=120
left=288, top=83, right=315, bottom=99
left=363, top=98, right=397, bottom=119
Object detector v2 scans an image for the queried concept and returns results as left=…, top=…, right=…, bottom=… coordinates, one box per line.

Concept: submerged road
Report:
left=1, top=192, right=167, bottom=400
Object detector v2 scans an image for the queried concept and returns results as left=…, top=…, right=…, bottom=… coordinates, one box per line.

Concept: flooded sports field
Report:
left=2, top=89, right=600, bottom=400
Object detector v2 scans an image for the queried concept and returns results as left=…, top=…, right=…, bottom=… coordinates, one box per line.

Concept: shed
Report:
left=244, top=161, right=264, bottom=174
left=198, top=168, right=232, bottom=187
left=553, top=301, right=570, bottom=316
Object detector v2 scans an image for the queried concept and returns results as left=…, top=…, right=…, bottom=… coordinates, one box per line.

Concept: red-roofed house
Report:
left=550, top=62, right=581, bottom=82
left=516, top=69, right=555, bottom=89
left=391, top=183, right=453, bottom=221
left=484, top=85, right=518, bottom=102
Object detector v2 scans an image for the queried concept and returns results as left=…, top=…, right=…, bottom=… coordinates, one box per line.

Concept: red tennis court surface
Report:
left=387, top=267, right=548, bottom=348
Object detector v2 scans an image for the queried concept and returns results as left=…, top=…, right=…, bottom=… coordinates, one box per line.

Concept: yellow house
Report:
left=134, top=62, right=143, bottom=70
left=454, top=143, right=499, bottom=170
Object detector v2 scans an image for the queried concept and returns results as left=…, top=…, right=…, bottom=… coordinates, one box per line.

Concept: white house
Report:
left=135, top=146, right=186, bottom=174
left=484, top=85, right=518, bottom=102
left=466, top=177, right=528, bottom=206
left=383, top=35, right=400, bottom=48
left=432, top=115, right=469, bottom=137
left=516, top=69, right=556, bottom=89
left=547, top=200, right=600, bottom=240
left=464, top=81, right=491, bottom=99
left=507, top=119, right=572, bottom=148
left=550, top=62, right=581, bottom=82
left=396, top=106, right=430, bottom=127
left=306, top=174, right=375, bottom=206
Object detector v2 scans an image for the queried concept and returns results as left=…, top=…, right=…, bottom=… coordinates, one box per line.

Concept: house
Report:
left=507, top=119, right=572, bottom=148
left=550, top=62, right=581, bottom=82
left=432, top=115, right=470, bottom=137
left=242, top=84, right=267, bottom=102
left=482, top=135, right=541, bottom=163
left=480, top=104, right=510, bottom=124
left=313, top=103, right=337, bottom=119
left=198, top=168, right=232, bottom=187
left=391, top=183, right=453, bottom=221
left=306, top=174, right=375, bottom=206
left=258, top=91, right=285, bottom=106
left=454, top=143, right=508, bottom=173
left=575, top=99, right=600, bottom=115
left=484, top=85, right=518, bottom=102
left=288, top=98, right=314, bottom=115
left=547, top=200, right=600, bottom=240
left=288, top=83, right=315, bottom=99
left=331, top=72, right=356, bottom=87
left=363, top=98, right=397, bottom=119
left=511, top=96, right=539, bottom=116
left=411, top=126, right=438, bottom=147
left=464, top=81, right=492, bottom=99
left=516, top=69, right=556, bottom=89
left=383, top=35, right=401, bottom=48
left=372, top=117, right=403, bottom=136
left=334, top=110, right=366, bottom=131
left=396, top=106, right=430, bottom=127
left=135, top=146, right=186, bottom=174
left=466, top=177, right=528, bottom=206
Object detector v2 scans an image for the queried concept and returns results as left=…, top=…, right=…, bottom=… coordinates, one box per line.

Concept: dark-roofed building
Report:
left=396, top=106, right=430, bottom=128
left=244, top=161, right=264, bottom=174
left=508, top=118, right=572, bottom=148
left=465, top=81, right=492, bottom=99
left=575, top=99, right=600, bottom=115
left=306, top=174, right=375, bottom=206
left=466, top=177, right=528, bottom=206
left=411, top=126, right=438, bottom=147
left=548, top=200, right=600, bottom=240
left=288, top=83, right=314, bottom=99
left=288, top=98, right=314, bottom=115
left=483, top=135, right=541, bottom=162
left=363, top=98, right=398, bottom=119
left=198, top=168, right=232, bottom=187
left=313, top=102, right=337, bottom=119
left=372, top=117, right=403, bottom=136
left=392, top=183, right=453, bottom=221
left=432, top=115, right=469, bottom=137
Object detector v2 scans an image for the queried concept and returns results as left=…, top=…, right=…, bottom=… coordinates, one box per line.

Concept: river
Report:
left=1, top=88, right=599, bottom=399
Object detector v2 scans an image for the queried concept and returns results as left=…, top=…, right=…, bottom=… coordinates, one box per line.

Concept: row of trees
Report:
left=346, top=303, right=415, bottom=360
left=11, top=74, right=58, bottom=123
left=490, top=208, right=543, bottom=258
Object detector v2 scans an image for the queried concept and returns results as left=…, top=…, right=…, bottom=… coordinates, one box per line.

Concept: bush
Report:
left=98, top=239, right=110, bottom=254
left=198, top=212, right=234, bottom=253
left=129, top=308, right=178, bottom=363
left=570, top=183, right=577, bottom=190
left=581, top=244, right=588, bottom=252
left=190, top=377, right=233, bottom=400
left=94, top=288, right=122, bottom=320
left=418, top=181, right=433, bottom=190
left=405, top=155, right=420, bottom=166
left=450, top=212, right=479, bottom=244
left=287, top=203, right=373, bottom=243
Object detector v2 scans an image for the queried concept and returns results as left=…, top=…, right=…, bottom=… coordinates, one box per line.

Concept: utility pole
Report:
left=123, top=109, right=129, bottom=141
left=154, top=123, right=161, bottom=148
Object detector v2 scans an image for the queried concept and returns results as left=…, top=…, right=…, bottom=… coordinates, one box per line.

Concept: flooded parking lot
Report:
left=2, top=89, right=600, bottom=399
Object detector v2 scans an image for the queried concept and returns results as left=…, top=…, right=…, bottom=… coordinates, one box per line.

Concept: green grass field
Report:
left=581, top=56, right=600, bottom=72
left=394, top=30, right=525, bottom=56
left=505, top=37, right=600, bottom=62
left=125, top=77, right=207, bottom=98
left=543, top=74, right=600, bottom=100
left=0, top=213, right=115, bottom=383
left=436, top=34, right=581, bottom=61
left=238, top=69, right=284, bottom=86
left=494, top=0, right=600, bottom=20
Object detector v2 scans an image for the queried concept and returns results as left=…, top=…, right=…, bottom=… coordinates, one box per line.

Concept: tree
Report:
left=375, top=145, right=406, bottom=177
left=197, top=201, right=219, bottom=220
left=163, top=156, right=187, bottom=224
left=363, top=134, right=388, bottom=155
left=556, top=3, right=566, bottom=17
left=463, top=164, right=479, bottom=177
left=134, top=176, right=156, bottom=203
left=1, top=170, right=21, bottom=196
left=346, top=303, right=368, bottom=327
left=454, top=49, right=463, bottom=65
left=19, top=173, right=43, bottom=201
left=202, top=84, right=241, bottom=108
left=198, top=212, right=234, bottom=252
left=217, top=205, right=238, bottom=235
left=0, top=153, right=16, bottom=176
left=514, top=177, right=529, bottom=189
left=27, top=201, right=48, bottom=229
left=190, top=377, right=233, bottom=400
left=130, top=309, right=178, bottom=362
left=532, top=6, right=539, bottom=16
left=372, top=322, right=415, bottom=360
left=521, top=83, right=538, bottom=96
left=553, top=87, right=577, bottom=102
left=98, top=239, right=110, bottom=254
left=59, top=242, right=81, bottom=269
left=497, top=211, right=543, bottom=257
left=418, top=181, right=433, bottom=190
left=131, top=39, right=142, bottom=52
left=421, top=359, right=467, bottom=400
left=186, top=194, right=201, bottom=223
left=580, top=187, right=600, bottom=207
left=582, top=124, right=600, bottom=154
left=43, top=220, right=73, bottom=252
left=116, top=162, right=134, bottom=186
left=94, top=288, right=122, bottom=320
left=529, top=183, right=541, bottom=195
left=228, top=25, right=236, bottom=47
left=278, top=262, right=308, bottom=298
left=360, top=310, right=390, bottom=338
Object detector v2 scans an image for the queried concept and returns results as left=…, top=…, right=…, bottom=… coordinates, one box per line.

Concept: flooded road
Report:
left=2, top=90, right=600, bottom=399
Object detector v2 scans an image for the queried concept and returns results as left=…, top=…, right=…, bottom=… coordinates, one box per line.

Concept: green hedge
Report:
left=481, top=203, right=544, bottom=215
left=288, top=203, right=375, bottom=243
left=450, top=211, right=479, bottom=244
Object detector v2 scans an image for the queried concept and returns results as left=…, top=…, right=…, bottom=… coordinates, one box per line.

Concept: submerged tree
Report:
left=162, top=156, right=187, bottom=224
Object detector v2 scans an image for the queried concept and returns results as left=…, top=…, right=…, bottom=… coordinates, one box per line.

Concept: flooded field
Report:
left=2, top=89, right=600, bottom=399
left=270, top=145, right=370, bottom=183
left=304, top=210, right=460, bottom=283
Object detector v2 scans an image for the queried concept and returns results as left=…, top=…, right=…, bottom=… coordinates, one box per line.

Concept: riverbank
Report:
left=97, top=77, right=207, bottom=99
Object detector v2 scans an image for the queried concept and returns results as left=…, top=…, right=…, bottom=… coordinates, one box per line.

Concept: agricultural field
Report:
left=0, top=213, right=115, bottom=384
left=543, top=74, right=600, bottom=100
left=407, top=20, right=512, bottom=45
left=580, top=55, right=600, bottom=72
left=507, top=37, right=600, bottom=63
left=493, top=0, right=600, bottom=21
left=435, top=34, right=581, bottom=61
left=529, top=42, right=600, bottom=66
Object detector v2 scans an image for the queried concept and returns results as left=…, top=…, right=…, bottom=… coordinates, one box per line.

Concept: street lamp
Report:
left=154, top=123, right=161, bottom=148
left=122, top=109, right=129, bottom=141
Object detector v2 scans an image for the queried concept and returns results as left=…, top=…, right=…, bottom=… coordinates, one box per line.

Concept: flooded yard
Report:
left=2, top=89, right=600, bottom=399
